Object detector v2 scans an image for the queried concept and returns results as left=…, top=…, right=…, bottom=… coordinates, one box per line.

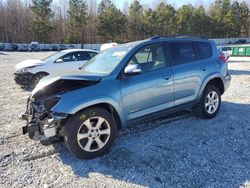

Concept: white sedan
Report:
left=14, top=49, right=98, bottom=87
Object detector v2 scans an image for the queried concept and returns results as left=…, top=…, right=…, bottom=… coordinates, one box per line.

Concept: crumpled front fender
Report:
left=51, top=80, right=127, bottom=128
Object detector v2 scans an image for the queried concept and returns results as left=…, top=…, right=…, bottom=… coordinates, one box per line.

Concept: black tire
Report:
left=195, top=85, right=221, bottom=119
left=31, top=72, right=48, bottom=87
left=62, top=107, right=117, bottom=159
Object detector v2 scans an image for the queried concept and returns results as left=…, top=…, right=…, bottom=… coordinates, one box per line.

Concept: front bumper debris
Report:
left=14, top=72, right=33, bottom=86
left=20, top=97, right=67, bottom=142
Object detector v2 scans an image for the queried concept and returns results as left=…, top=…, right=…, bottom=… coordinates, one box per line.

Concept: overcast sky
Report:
left=47, top=0, right=250, bottom=14
left=113, top=0, right=212, bottom=10
left=110, top=0, right=249, bottom=10
left=50, top=0, right=250, bottom=10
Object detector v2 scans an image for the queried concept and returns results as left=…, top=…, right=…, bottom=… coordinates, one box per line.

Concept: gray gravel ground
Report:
left=0, top=52, right=250, bottom=188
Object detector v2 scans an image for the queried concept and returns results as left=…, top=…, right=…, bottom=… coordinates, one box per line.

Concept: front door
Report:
left=120, top=43, right=174, bottom=121
left=53, top=51, right=91, bottom=74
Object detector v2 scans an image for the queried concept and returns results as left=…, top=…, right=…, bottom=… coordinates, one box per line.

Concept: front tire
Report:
left=195, top=85, right=221, bottom=119
left=63, top=107, right=117, bottom=159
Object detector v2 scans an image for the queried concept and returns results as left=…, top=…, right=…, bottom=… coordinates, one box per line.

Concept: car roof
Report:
left=62, top=49, right=99, bottom=53
left=114, top=40, right=147, bottom=49
left=115, top=36, right=211, bottom=50
left=149, top=37, right=211, bottom=44
left=149, top=35, right=209, bottom=40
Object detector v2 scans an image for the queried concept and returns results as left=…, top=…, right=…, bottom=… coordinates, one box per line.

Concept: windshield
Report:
left=42, top=51, right=66, bottom=62
left=81, top=46, right=130, bottom=75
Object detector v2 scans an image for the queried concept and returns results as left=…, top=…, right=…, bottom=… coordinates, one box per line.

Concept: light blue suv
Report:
left=21, top=36, right=231, bottom=159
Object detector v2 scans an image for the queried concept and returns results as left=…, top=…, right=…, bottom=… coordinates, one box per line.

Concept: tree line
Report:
left=0, top=0, right=249, bottom=44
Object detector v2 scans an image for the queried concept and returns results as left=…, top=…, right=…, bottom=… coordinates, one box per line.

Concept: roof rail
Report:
left=150, top=35, right=208, bottom=40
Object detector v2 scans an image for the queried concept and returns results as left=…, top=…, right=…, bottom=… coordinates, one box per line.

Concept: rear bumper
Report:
left=224, top=74, right=231, bottom=92
left=14, top=72, right=33, bottom=86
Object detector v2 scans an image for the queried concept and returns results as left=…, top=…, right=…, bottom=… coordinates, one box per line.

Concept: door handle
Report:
left=201, top=67, right=207, bottom=71
left=163, top=75, right=171, bottom=80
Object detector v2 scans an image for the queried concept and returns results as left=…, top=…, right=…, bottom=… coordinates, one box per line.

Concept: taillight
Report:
left=219, top=52, right=228, bottom=63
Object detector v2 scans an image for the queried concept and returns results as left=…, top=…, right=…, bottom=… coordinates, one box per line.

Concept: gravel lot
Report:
left=0, top=52, right=250, bottom=188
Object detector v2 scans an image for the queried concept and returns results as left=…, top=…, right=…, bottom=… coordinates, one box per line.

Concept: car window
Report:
left=43, top=51, right=66, bottom=61
left=77, top=52, right=92, bottom=61
left=195, top=41, right=212, bottom=59
left=169, top=42, right=197, bottom=65
left=61, top=52, right=78, bottom=62
left=128, top=43, right=166, bottom=73
left=222, top=47, right=227, bottom=51
left=134, top=48, right=152, bottom=63
left=89, top=52, right=98, bottom=58
left=221, top=47, right=232, bottom=51
left=81, top=46, right=130, bottom=74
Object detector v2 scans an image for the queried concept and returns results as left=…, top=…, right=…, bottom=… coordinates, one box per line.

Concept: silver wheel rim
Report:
left=77, top=116, right=111, bottom=152
left=205, top=91, right=219, bottom=114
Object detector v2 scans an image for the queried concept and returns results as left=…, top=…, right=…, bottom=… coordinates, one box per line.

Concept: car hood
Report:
left=31, top=73, right=102, bottom=98
left=15, top=59, right=45, bottom=70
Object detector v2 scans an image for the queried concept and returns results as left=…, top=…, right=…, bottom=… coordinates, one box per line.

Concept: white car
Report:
left=218, top=46, right=232, bottom=59
left=14, top=49, right=98, bottom=87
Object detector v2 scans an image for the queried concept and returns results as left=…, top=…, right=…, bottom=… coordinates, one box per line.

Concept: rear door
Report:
left=53, top=52, right=80, bottom=73
left=120, top=43, right=174, bottom=121
left=168, top=41, right=212, bottom=105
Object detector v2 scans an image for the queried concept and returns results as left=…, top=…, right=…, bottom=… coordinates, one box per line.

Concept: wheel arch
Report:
left=206, top=77, right=224, bottom=95
left=32, top=71, right=49, bottom=77
left=71, top=102, right=123, bottom=130
left=31, top=71, right=49, bottom=86
left=197, top=74, right=225, bottom=102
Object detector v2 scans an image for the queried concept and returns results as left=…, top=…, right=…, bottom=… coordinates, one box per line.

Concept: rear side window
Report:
left=194, top=41, right=212, bottom=59
left=169, top=42, right=197, bottom=65
left=78, top=52, right=91, bottom=60
left=89, top=52, right=98, bottom=58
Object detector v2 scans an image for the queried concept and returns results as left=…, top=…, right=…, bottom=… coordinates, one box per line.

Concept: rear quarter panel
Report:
left=196, top=41, right=228, bottom=101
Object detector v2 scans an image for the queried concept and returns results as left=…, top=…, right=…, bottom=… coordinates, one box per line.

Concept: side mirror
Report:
left=55, top=58, right=63, bottom=63
left=124, top=64, right=142, bottom=75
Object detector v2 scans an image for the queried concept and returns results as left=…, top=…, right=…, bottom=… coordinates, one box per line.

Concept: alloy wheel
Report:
left=205, top=91, right=219, bottom=114
left=77, top=117, right=111, bottom=152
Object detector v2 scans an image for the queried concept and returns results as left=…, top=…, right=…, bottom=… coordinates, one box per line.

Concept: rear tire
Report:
left=63, top=107, right=117, bottom=159
left=195, top=85, right=221, bottom=119
left=31, top=72, right=48, bottom=87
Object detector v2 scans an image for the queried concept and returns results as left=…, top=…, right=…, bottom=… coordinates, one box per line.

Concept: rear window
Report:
left=221, top=47, right=231, bottom=51
left=169, top=42, right=197, bottom=65
left=195, top=42, right=212, bottom=59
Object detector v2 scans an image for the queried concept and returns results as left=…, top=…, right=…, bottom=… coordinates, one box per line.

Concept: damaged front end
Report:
left=21, top=96, right=67, bottom=144
left=20, top=74, right=102, bottom=144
